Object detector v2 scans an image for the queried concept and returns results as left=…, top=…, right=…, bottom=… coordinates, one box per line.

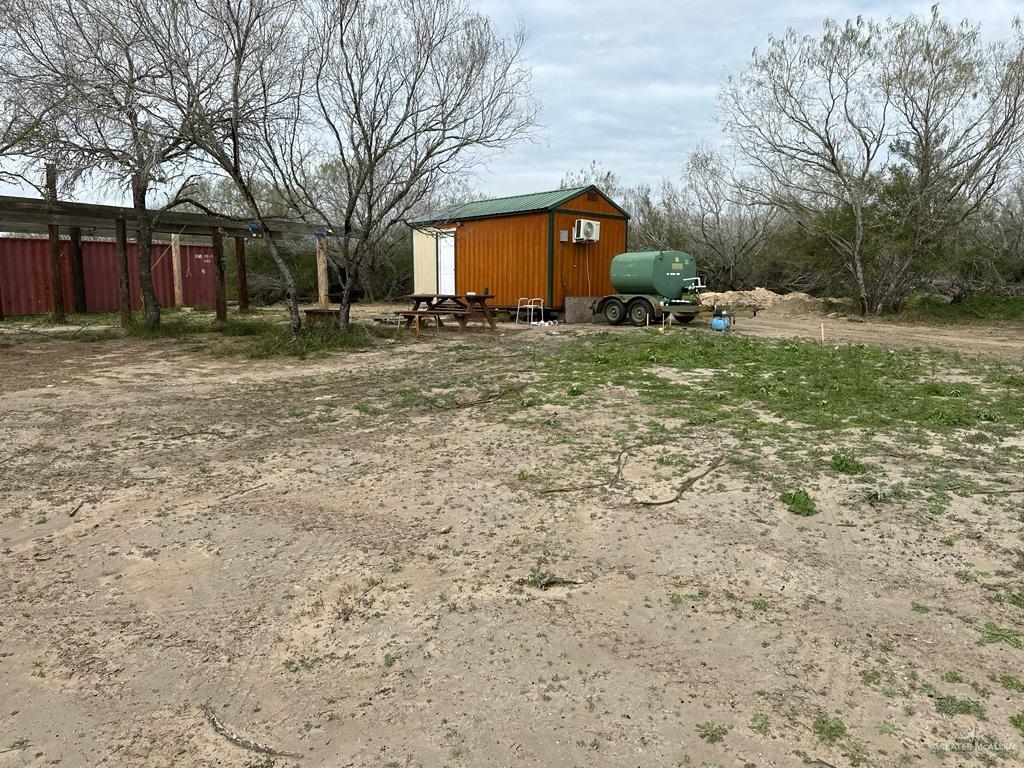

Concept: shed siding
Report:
left=556, top=190, right=626, bottom=217
left=454, top=212, right=548, bottom=308
left=411, top=228, right=439, bottom=294
left=551, top=211, right=627, bottom=306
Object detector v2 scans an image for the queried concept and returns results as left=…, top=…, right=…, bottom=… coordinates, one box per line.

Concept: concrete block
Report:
left=563, top=295, right=601, bottom=324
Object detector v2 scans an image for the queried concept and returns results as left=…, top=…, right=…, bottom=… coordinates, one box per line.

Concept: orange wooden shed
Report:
left=408, top=185, right=629, bottom=310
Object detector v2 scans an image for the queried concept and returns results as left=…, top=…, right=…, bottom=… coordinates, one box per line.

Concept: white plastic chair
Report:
left=515, top=297, right=544, bottom=325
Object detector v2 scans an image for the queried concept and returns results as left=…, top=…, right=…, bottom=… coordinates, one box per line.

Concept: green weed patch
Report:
left=780, top=489, right=817, bottom=516
left=831, top=452, right=869, bottom=475
left=935, top=694, right=986, bottom=719
left=537, top=332, right=1024, bottom=434
left=812, top=712, right=847, bottom=744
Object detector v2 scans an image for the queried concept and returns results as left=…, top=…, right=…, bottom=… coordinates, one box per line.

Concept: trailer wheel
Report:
left=627, top=298, right=653, bottom=326
left=603, top=298, right=626, bottom=325
left=673, top=313, right=696, bottom=324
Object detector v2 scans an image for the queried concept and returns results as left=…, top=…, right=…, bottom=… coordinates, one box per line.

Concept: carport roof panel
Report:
left=410, top=185, right=628, bottom=225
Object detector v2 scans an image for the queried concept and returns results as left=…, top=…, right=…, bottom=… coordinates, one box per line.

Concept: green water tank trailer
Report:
left=598, top=250, right=704, bottom=326
left=610, top=250, right=698, bottom=298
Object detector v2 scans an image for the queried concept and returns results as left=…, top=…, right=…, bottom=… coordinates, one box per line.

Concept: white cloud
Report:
left=4, top=0, right=1021, bottom=203
left=475, top=0, right=1024, bottom=196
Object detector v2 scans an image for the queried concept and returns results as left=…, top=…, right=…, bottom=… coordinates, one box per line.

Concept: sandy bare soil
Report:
left=348, top=300, right=1024, bottom=359
left=728, top=313, right=1024, bottom=360
left=1, top=310, right=1023, bottom=767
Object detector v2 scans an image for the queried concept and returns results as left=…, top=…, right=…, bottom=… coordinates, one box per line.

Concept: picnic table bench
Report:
left=397, top=293, right=498, bottom=335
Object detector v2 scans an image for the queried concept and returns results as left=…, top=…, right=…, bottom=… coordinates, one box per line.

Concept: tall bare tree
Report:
left=292, top=0, right=536, bottom=329
left=678, top=147, right=781, bottom=290
left=0, top=0, right=189, bottom=327
left=142, top=0, right=309, bottom=333
left=0, top=84, right=48, bottom=188
left=141, top=0, right=534, bottom=332
left=560, top=161, right=622, bottom=196
left=872, top=9, right=1024, bottom=311
left=722, top=11, right=1024, bottom=312
left=720, top=18, right=889, bottom=314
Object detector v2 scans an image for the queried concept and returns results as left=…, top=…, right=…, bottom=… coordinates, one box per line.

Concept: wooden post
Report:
left=212, top=230, right=227, bottom=324
left=0, top=280, right=5, bottom=321
left=48, top=224, right=64, bottom=323
left=69, top=227, right=86, bottom=313
left=316, top=237, right=329, bottom=309
left=234, top=236, right=249, bottom=313
left=171, top=233, right=183, bottom=308
left=114, top=217, right=133, bottom=327
left=45, top=164, right=65, bottom=323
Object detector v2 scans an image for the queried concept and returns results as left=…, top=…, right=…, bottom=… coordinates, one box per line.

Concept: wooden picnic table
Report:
left=397, top=293, right=498, bottom=335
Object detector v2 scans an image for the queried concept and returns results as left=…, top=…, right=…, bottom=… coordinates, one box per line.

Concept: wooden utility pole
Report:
left=45, top=164, right=66, bottom=323
left=114, top=218, right=133, bottom=327
left=212, top=230, right=227, bottom=324
left=48, top=227, right=63, bottom=322
left=316, top=237, right=329, bottom=309
left=170, top=233, right=183, bottom=308
left=69, top=227, right=86, bottom=313
left=234, top=237, right=250, bottom=313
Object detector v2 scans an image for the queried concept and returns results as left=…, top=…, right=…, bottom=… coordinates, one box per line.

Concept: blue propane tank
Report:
left=711, top=315, right=729, bottom=332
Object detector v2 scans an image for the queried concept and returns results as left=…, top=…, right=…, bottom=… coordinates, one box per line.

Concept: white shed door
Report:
left=437, top=233, right=456, bottom=295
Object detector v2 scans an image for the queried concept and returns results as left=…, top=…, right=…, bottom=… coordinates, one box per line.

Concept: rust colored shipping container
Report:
left=0, top=236, right=217, bottom=317
left=175, top=244, right=218, bottom=309
left=0, top=238, right=54, bottom=316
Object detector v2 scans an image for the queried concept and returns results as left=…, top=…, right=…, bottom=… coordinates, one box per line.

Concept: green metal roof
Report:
left=408, top=185, right=628, bottom=226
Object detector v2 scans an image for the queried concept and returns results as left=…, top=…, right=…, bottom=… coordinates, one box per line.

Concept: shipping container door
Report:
left=437, top=232, right=455, bottom=294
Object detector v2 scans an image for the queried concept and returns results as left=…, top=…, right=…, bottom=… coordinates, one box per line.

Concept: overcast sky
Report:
left=3, top=0, right=1021, bottom=204
left=472, top=0, right=1024, bottom=196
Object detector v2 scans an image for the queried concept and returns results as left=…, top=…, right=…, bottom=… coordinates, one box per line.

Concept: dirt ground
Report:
left=2, top=307, right=1023, bottom=767
left=351, top=301, right=1024, bottom=359
left=727, top=312, right=1024, bottom=360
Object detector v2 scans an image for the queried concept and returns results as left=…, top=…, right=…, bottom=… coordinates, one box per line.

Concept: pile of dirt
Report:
left=701, top=287, right=825, bottom=314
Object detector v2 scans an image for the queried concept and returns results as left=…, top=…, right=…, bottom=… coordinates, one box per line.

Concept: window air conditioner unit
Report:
left=573, top=218, right=600, bottom=243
